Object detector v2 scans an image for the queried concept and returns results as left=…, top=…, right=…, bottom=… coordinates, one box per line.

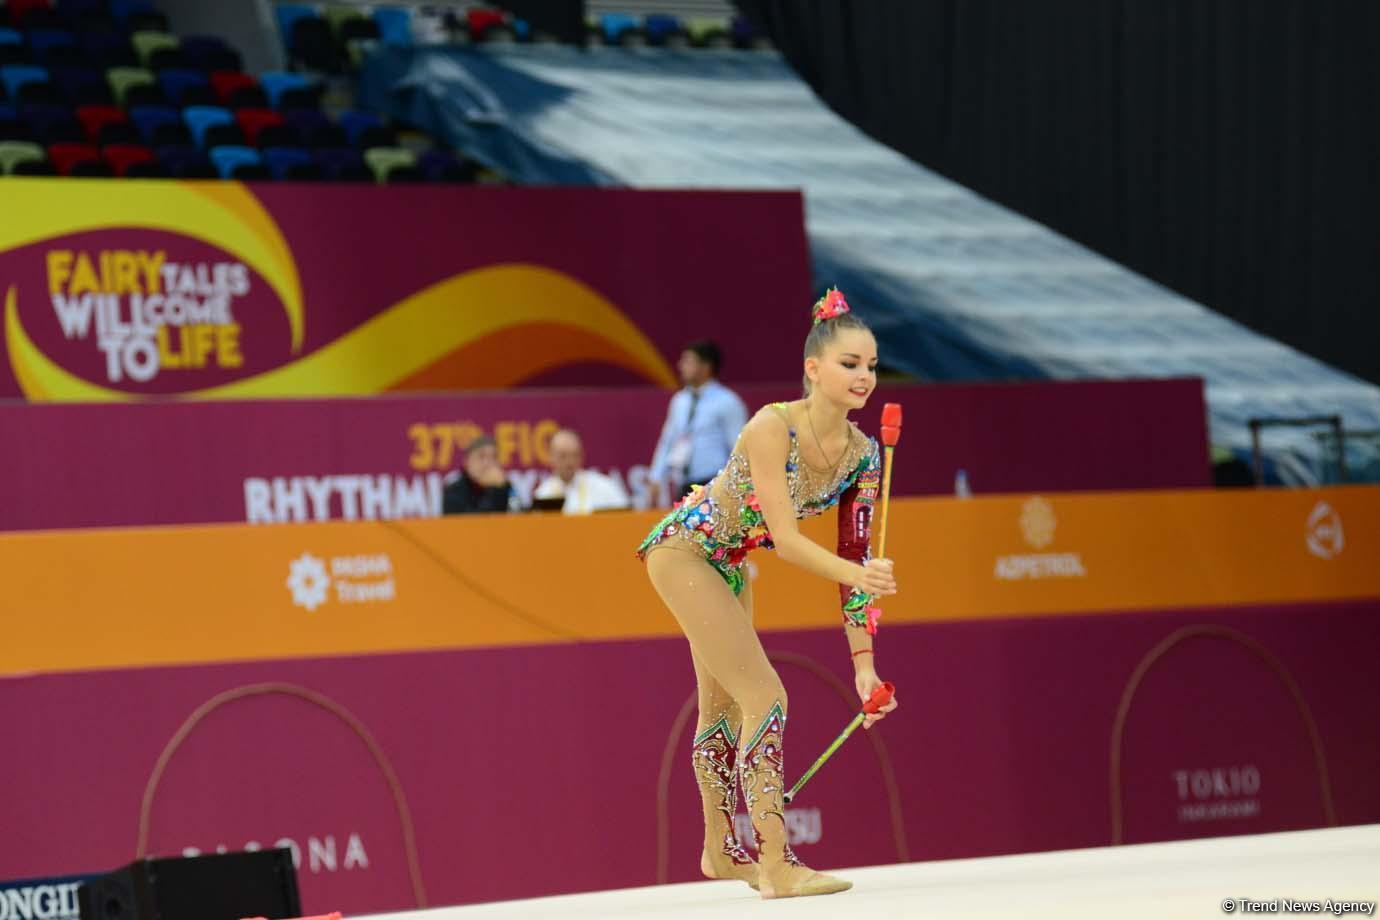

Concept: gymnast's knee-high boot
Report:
left=692, top=716, right=759, bottom=888
left=738, top=702, right=851, bottom=899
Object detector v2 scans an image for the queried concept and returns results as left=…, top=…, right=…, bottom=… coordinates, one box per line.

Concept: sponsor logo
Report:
left=1306, top=501, right=1345, bottom=560
left=1174, top=765, right=1261, bottom=823
left=182, top=832, right=370, bottom=874
left=995, top=496, right=1088, bottom=581
left=0, top=878, right=89, bottom=920
left=287, top=553, right=395, bottom=611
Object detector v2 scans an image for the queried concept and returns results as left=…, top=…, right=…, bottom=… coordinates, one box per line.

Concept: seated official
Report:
left=442, top=435, right=516, bottom=514
left=533, top=428, right=630, bottom=514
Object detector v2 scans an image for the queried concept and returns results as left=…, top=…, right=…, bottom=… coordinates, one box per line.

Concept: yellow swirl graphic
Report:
left=0, top=178, right=302, bottom=350
left=6, top=265, right=676, bottom=400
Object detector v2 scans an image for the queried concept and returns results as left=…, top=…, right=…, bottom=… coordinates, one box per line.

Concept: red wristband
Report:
left=851, top=648, right=874, bottom=659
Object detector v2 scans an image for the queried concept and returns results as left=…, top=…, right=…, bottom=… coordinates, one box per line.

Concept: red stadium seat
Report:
left=102, top=143, right=155, bottom=176
left=47, top=141, right=101, bottom=175
left=209, top=69, right=259, bottom=105
left=75, top=105, right=127, bottom=144
left=467, top=8, right=507, bottom=40
left=234, top=107, right=284, bottom=146
left=6, top=0, right=53, bottom=28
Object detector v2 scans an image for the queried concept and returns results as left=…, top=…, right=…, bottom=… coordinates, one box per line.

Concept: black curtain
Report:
left=735, top=0, right=1380, bottom=384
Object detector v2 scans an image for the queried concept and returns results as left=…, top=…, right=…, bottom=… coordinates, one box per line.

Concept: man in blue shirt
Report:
left=649, top=340, right=749, bottom=502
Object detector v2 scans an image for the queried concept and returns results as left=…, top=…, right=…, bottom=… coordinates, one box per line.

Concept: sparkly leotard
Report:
left=637, top=403, right=882, bottom=631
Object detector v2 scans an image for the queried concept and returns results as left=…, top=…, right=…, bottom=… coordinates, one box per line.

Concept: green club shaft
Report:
left=783, top=712, right=866, bottom=804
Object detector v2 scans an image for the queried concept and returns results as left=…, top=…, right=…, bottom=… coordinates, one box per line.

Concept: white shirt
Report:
left=534, top=469, right=630, bottom=515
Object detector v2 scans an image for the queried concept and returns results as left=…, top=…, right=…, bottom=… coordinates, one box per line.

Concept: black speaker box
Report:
left=78, top=849, right=300, bottom=920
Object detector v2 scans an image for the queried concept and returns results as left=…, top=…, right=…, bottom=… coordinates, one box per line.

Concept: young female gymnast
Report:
left=636, top=288, right=899, bottom=899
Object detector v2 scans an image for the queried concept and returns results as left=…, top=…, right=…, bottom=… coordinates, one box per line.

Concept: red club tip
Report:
left=881, top=403, right=902, bottom=427
left=862, top=681, right=895, bottom=714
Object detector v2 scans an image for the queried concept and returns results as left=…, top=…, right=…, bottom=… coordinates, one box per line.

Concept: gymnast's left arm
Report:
left=837, top=438, right=898, bottom=728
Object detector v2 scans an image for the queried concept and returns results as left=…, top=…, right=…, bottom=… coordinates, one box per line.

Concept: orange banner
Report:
left=2, top=486, right=1376, bottom=676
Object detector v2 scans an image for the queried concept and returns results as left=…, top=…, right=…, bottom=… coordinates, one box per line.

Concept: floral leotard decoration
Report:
left=637, top=403, right=883, bottom=633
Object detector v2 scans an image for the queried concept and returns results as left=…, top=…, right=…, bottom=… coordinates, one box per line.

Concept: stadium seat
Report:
left=130, top=30, right=180, bottom=68
left=339, top=109, right=394, bottom=148
left=644, top=15, right=686, bottom=47
left=26, top=28, right=75, bottom=62
left=0, top=104, right=28, bottom=140
left=6, top=0, right=54, bottom=28
left=372, top=7, right=412, bottom=46
left=285, top=109, right=344, bottom=148
left=109, top=0, right=154, bottom=27
left=687, top=18, right=730, bottom=48
left=234, top=107, right=284, bottom=146
left=105, top=65, right=155, bottom=105
left=0, top=28, right=21, bottom=48
left=154, top=143, right=214, bottom=177
left=79, top=31, right=137, bottom=70
left=157, top=68, right=213, bottom=106
left=179, top=35, right=241, bottom=72
left=74, top=103, right=126, bottom=142
left=257, top=70, right=321, bottom=110
left=289, top=15, right=339, bottom=72
left=209, top=70, right=265, bottom=108
left=128, top=104, right=184, bottom=145
left=273, top=4, right=316, bottom=48
left=1, top=64, right=48, bottom=100
left=102, top=141, right=155, bottom=176
left=181, top=104, right=235, bottom=147
left=262, top=144, right=319, bottom=180
left=21, top=102, right=81, bottom=142
left=363, top=145, right=414, bottom=183
left=208, top=143, right=262, bottom=178
left=467, top=8, right=507, bottom=41
left=47, top=140, right=101, bottom=174
left=314, top=146, right=369, bottom=181
left=417, top=148, right=475, bottom=182
left=50, top=66, right=113, bottom=105
left=0, top=138, right=45, bottom=173
left=59, top=0, right=107, bottom=18
left=601, top=13, right=641, bottom=46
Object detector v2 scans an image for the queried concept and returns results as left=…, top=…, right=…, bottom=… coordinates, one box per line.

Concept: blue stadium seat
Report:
left=26, top=29, right=76, bottom=60
left=79, top=31, right=136, bottom=70
left=257, top=70, right=319, bottom=109
left=129, top=104, right=184, bottom=144
left=1, top=65, right=49, bottom=100
left=372, top=7, right=412, bottom=45
left=274, top=4, right=316, bottom=49
left=181, top=104, right=233, bottom=147
left=21, top=102, right=82, bottom=143
left=157, top=67, right=211, bottom=105
left=109, top=0, right=155, bottom=26
left=601, top=13, right=640, bottom=45
left=314, top=146, right=369, bottom=181
left=60, top=0, right=108, bottom=17
left=208, top=143, right=260, bottom=178
left=178, top=35, right=241, bottom=72
left=49, top=66, right=112, bottom=106
left=0, top=30, right=21, bottom=48
left=154, top=143, right=214, bottom=177
left=644, top=14, right=684, bottom=46
left=262, top=145, right=317, bottom=180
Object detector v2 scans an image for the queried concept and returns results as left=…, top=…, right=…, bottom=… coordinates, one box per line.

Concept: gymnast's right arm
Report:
left=742, top=412, right=897, bottom=598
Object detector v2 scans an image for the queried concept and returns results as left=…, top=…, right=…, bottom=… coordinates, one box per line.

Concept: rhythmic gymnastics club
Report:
left=783, top=682, right=894, bottom=804
left=876, top=402, right=902, bottom=560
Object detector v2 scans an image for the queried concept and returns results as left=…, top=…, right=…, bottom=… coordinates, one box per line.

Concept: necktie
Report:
left=681, top=389, right=701, bottom=483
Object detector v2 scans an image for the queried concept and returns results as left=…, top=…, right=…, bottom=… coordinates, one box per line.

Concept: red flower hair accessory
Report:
left=812, top=287, right=851, bottom=326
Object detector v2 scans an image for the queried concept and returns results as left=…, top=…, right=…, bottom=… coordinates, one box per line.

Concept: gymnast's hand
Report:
left=857, top=558, right=897, bottom=597
left=855, top=667, right=899, bottom=730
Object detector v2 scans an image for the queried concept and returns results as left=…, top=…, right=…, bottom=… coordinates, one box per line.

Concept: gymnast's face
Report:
left=807, top=328, right=878, bottom=411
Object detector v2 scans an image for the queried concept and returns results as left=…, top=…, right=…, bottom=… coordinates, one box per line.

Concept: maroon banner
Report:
left=0, top=182, right=811, bottom=400
left=0, top=600, right=1375, bottom=913
left=0, top=378, right=1207, bottom=531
